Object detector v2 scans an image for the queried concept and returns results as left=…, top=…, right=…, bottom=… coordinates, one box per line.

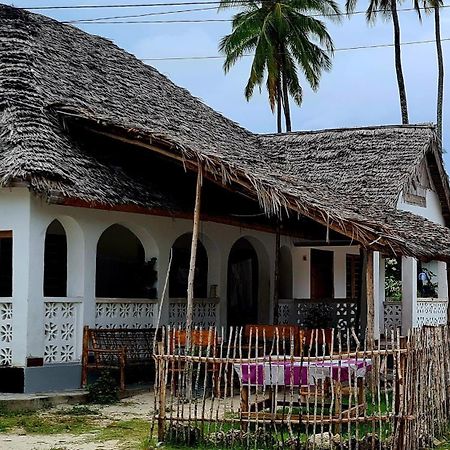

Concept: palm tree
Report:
left=418, top=0, right=444, bottom=148
left=346, top=0, right=418, bottom=125
left=219, top=0, right=341, bottom=133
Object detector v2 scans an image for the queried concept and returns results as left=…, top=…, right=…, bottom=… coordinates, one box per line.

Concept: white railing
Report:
left=95, top=298, right=157, bottom=329
left=384, top=301, right=402, bottom=331
left=44, top=299, right=82, bottom=364
left=168, top=298, right=220, bottom=328
left=416, top=298, right=448, bottom=327
left=0, top=298, right=13, bottom=366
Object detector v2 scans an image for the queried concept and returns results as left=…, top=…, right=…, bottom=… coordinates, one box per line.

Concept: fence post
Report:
left=394, top=335, right=407, bottom=450
left=157, top=354, right=167, bottom=442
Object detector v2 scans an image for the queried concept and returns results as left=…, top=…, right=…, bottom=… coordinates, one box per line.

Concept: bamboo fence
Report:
left=151, top=325, right=450, bottom=449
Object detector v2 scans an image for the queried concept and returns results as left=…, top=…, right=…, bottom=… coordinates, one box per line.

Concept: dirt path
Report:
left=0, top=392, right=155, bottom=450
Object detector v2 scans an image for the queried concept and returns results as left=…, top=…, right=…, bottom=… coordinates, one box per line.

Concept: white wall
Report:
left=292, top=245, right=360, bottom=299
left=397, top=189, right=445, bottom=226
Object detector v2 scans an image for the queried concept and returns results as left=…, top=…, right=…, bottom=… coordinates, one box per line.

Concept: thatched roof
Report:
left=1, top=4, right=450, bottom=261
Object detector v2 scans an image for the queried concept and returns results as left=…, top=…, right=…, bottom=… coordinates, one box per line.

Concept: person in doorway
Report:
left=418, top=268, right=431, bottom=297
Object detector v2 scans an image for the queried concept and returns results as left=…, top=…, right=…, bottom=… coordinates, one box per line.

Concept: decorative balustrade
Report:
left=0, top=299, right=13, bottom=366
left=44, top=299, right=82, bottom=364
left=278, top=298, right=359, bottom=331
left=168, top=298, right=219, bottom=328
left=95, top=298, right=157, bottom=329
left=416, top=298, right=448, bottom=327
left=384, top=301, right=402, bottom=331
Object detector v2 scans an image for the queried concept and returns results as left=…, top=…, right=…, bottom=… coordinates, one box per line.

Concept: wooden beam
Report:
left=294, top=239, right=356, bottom=247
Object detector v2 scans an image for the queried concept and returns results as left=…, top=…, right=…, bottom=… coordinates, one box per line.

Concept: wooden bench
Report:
left=81, top=326, right=157, bottom=390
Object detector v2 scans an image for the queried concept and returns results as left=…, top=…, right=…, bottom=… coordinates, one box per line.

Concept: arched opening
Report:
left=96, top=224, right=152, bottom=299
left=44, top=220, right=67, bottom=297
left=227, top=238, right=259, bottom=327
left=279, top=246, right=293, bottom=299
left=169, top=233, right=208, bottom=298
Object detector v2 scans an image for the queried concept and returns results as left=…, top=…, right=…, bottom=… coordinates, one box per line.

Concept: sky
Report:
left=10, top=0, right=450, bottom=168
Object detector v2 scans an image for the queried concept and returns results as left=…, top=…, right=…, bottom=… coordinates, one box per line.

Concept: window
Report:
left=44, top=220, right=67, bottom=297
left=346, top=254, right=361, bottom=299
left=278, top=246, right=293, bottom=299
left=169, top=233, right=208, bottom=298
left=0, top=231, right=12, bottom=297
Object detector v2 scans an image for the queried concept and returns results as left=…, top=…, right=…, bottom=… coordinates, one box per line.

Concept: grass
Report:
left=0, top=408, right=98, bottom=434
left=95, top=419, right=152, bottom=449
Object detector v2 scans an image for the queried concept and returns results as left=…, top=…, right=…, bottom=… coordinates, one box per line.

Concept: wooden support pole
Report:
left=366, top=249, right=375, bottom=347
left=186, top=165, right=202, bottom=350
left=447, top=263, right=450, bottom=325
left=273, top=224, right=280, bottom=324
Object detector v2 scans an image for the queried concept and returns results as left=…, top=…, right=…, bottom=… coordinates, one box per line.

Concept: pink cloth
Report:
left=236, top=358, right=372, bottom=386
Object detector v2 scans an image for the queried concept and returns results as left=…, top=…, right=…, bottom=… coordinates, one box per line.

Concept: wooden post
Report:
left=273, top=224, right=280, bottom=324
left=366, top=249, right=375, bottom=347
left=446, top=263, right=450, bottom=325
left=186, top=165, right=202, bottom=350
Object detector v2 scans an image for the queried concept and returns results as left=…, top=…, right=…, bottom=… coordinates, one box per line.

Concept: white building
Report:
left=1, top=5, right=450, bottom=393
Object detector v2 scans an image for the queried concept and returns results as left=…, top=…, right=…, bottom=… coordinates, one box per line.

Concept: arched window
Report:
left=44, top=220, right=67, bottom=297
left=169, top=233, right=208, bottom=298
left=96, top=225, right=152, bottom=299
left=279, top=246, right=293, bottom=299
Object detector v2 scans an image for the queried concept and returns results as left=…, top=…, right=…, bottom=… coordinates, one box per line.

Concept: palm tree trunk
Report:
left=282, top=72, right=292, bottom=132
left=434, top=4, right=444, bottom=149
left=277, top=73, right=282, bottom=133
left=391, top=0, right=409, bottom=125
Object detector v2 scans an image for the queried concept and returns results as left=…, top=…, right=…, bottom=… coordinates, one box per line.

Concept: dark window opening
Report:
left=169, top=234, right=208, bottom=298
left=0, top=231, right=12, bottom=297
left=279, top=246, right=293, bottom=299
left=310, top=249, right=334, bottom=299
left=44, top=220, right=67, bottom=297
left=346, top=254, right=361, bottom=299
left=96, top=225, right=152, bottom=299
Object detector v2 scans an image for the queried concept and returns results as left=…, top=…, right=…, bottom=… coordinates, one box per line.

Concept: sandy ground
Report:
left=0, top=392, right=155, bottom=450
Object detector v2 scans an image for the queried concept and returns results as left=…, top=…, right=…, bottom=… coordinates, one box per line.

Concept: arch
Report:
left=227, top=237, right=259, bottom=327
left=44, top=219, right=68, bottom=297
left=96, top=224, right=155, bottom=299
left=279, top=246, right=293, bottom=299
left=169, top=233, right=208, bottom=298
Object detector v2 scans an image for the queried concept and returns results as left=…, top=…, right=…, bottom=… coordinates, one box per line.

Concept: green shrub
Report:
left=87, top=371, right=119, bottom=404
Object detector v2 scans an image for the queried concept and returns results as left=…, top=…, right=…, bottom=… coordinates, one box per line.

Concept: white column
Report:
left=82, top=231, right=99, bottom=328
left=401, top=256, right=418, bottom=334
left=334, top=249, right=346, bottom=298
left=437, top=261, right=448, bottom=299
left=372, top=252, right=385, bottom=340
left=11, top=195, right=32, bottom=366
left=26, top=216, right=46, bottom=360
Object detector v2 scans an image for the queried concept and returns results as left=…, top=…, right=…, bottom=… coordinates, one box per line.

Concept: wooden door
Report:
left=310, top=249, right=334, bottom=299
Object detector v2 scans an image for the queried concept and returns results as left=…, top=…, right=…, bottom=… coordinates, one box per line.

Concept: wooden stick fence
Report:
left=151, top=325, right=450, bottom=449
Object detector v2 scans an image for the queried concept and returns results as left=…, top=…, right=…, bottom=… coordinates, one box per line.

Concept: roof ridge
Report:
left=259, top=123, right=436, bottom=137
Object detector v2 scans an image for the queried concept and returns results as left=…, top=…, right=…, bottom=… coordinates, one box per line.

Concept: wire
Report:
left=67, top=18, right=228, bottom=23
left=139, top=37, right=450, bottom=61
left=24, top=0, right=449, bottom=17
left=63, top=5, right=219, bottom=23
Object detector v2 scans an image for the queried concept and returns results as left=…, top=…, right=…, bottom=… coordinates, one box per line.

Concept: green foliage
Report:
left=218, top=0, right=341, bottom=130
left=87, top=371, right=119, bottom=405
left=385, top=258, right=402, bottom=301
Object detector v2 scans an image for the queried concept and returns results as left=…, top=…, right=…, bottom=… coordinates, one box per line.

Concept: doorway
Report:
left=227, top=238, right=259, bottom=327
left=310, top=249, right=334, bottom=299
